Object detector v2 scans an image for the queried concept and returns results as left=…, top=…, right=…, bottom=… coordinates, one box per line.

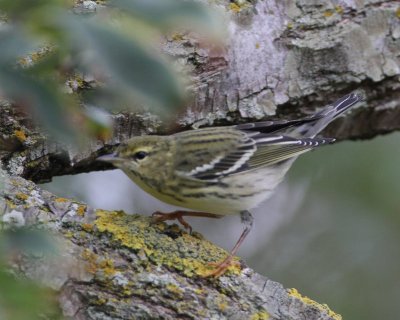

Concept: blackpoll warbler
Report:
left=98, top=92, right=362, bottom=277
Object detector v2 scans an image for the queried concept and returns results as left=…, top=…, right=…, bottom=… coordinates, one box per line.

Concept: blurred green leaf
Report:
left=63, top=16, right=185, bottom=113
left=22, top=48, right=62, bottom=76
left=110, top=0, right=221, bottom=32
left=83, top=105, right=113, bottom=140
left=0, top=268, right=60, bottom=320
left=0, top=27, right=39, bottom=63
left=0, top=228, right=57, bottom=257
left=0, top=0, right=63, bottom=18
left=0, top=67, right=78, bottom=143
left=0, top=0, right=222, bottom=142
left=80, top=86, right=119, bottom=111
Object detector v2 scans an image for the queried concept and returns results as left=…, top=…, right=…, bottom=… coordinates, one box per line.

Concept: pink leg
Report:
left=152, top=210, right=221, bottom=233
left=204, top=211, right=253, bottom=277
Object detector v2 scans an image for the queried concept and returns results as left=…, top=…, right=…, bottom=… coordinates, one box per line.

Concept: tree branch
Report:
left=1, top=1, right=399, bottom=318
left=1, top=171, right=341, bottom=320
left=1, top=1, right=399, bottom=183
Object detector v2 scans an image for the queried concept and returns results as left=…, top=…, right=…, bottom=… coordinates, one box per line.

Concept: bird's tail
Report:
left=292, top=92, right=363, bottom=137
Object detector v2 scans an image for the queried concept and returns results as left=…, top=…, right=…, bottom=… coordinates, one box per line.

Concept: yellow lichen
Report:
left=255, top=43, right=260, bottom=49
left=82, top=249, right=99, bottom=274
left=81, top=249, right=117, bottom=277
left=14, top=130, right=27, bottom=142
left=396, top=7, right=400, bottom=18
left=229, top=3, right=241, bottom=13
left=123, top=289, right=132, bottom=296
left=55, top=197, right=69, bottom=203
left=77, top=205, right=86, bottom=216
left=95, top=210, right=242, bottom=277
left=323, top=10, right=334, bottom=17
left=16, top=193, right=29, bottom=201
left=166, top=284, right=183, bottom=298
left=194, top=288, right=203, bottom=295
left=98, top=258, right=117, bottom=277
left=18, top=46, right=53, bottom=67
left=216, top=296, right=228, bottom=312
left=171, top=33, right=184, bottom=41
left=94, top=298, right=107, bottom=306
left=30, top=51, right=43, bottom=62
left=335, top=5, right=344, bottom=14
left=81, top=223, right=93, bottom=232
left=64, top=231, right=74, bottom=239
left=5, top=200, right=16, bottom=209
left=288, top=288, right=342, bottom=320
left=78, top=231, right=86, bottom=239
left=10, top=179, right=20, bottom=187
left=251, top=310, right=270, bottom=320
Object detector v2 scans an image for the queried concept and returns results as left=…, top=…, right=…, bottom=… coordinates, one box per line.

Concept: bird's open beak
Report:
left=97, top=153, right=123, bottom=163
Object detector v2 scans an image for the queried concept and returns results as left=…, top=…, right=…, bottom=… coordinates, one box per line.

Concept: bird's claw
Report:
left=151, top=211, right=193, bottom=234
left=202, top=256, right=241, bottom=278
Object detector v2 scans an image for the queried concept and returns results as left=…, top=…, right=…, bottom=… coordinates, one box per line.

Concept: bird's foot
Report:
left=202, top=211, right=253, bottom=278
left=151, top=211, right=222, bottom=234
left=152, top=211, right=193, bottom=233
left=203, top=255, right=241, bottom=278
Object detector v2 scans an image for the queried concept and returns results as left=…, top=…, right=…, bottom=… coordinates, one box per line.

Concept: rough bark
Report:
left=1, top=0, right=399, bottom=319
left=1, top=0, right=399, bottom=183
left=1, top=170, right=341, bottom=320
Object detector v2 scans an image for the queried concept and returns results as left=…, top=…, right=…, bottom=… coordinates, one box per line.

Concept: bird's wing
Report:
left=174, top=93, right=361, bottom=180
left=246, top=134, right=334, bottom=169
left=234, top=116, right=322, bottom=134
left=174, top=127, right=333, bottom=180
left=174, top=127, right=257, bottom=180
left=236, top=92, right=362, bottom=137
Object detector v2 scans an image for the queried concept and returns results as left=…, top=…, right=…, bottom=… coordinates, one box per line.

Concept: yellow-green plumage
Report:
left=99, top=93, right=362, bottom=216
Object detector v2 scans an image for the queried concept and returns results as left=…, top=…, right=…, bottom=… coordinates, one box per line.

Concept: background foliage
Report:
left=0, top=0, right=219, bottom=318
left=0, top=0, right=220, bottom=143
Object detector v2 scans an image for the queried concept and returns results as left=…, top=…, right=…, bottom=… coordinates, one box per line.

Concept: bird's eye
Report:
left=134, top=151, right=148, bottom=161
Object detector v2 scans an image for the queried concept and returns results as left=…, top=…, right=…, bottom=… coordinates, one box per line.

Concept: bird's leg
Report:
left=204, top=210, right=253, bottom=278
left=152, top=210, right=222, bottom=233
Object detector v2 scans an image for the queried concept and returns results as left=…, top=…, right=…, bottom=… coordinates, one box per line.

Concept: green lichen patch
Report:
left=95, top=210, right=242, bottom=277
left=1, top=174, right=344, bottom=318
left=81, top=248, right=117, bottom=278
left=335, top=5, right=344, bottom=14
left=229, top=3, right=241, bottom=12
left=288, top=288, right=342, bottom=320
left=251, top=310, right=270, bottom=320
left=228, top=0, right=252, bottom=13
left=15, top=192, right=29, bottom=201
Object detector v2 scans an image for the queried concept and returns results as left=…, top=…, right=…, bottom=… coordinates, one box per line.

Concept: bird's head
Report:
left=97, top=136, right=174, bottom=179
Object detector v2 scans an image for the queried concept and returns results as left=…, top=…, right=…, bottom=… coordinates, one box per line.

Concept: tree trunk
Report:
left=1, top=0, right=399, bottom=319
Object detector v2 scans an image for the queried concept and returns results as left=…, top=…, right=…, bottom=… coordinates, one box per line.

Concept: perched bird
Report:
left=98, top=92, right=363, bottom=277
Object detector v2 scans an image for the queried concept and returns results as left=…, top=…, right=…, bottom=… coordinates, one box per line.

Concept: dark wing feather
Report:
left=191, top=142, right=256, bottom=179
left=174, top=126, right=334, bottom=180
left=247, top=134, right=334, bottom=169
left=234, top=115, right=323, bottom=134
left=174, top=127, right=257, bottom=180
left=237, top=92, right=363, bottom=137
left=174, top=92, right=361, bottom=181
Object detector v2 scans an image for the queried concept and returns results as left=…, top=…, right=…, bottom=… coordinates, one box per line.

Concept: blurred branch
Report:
left=0, top=169, right=341, bottom=320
